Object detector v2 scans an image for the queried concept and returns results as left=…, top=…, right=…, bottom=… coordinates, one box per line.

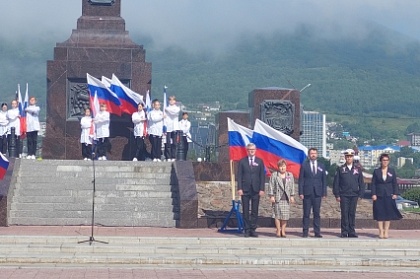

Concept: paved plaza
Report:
left=0, top=226, right=419, bottom=278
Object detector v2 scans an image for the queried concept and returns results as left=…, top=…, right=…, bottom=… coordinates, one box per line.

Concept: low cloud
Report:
left=1, top=0, right=420, bottom=50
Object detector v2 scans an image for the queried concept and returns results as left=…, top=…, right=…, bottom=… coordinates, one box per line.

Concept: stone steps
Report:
left=9, top=160, right=179, bottom=227
left=0, top=236, right=419, bottom=267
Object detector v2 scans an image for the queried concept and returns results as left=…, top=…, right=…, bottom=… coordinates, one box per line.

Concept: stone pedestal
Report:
left=43, top=0, right=151, bottom=160
left=249, top=87, right=301, bottom=141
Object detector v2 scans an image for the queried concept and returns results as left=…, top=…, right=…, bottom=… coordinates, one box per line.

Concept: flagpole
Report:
left=218, top=160, right=244, bottom=234
left=230, top=160, right=236, bottom=201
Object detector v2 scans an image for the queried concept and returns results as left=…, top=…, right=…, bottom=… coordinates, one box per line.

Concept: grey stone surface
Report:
left=0, top=235, right=420, bottom=267
left=9, top=160, right=179, bottom=227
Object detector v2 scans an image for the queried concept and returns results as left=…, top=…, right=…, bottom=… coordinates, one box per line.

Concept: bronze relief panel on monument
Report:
left=260, top=100, right=295, bottom=136
left=68, top=79, right=90, bottom=120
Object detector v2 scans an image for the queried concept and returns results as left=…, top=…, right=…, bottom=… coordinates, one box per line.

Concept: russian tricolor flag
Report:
left=87, top=73, right=121, bottom=116
left=227, top=117, right=253, bottom=161
left=0, top=152, right=9, bottom=180
left=252, top=119, right=308, bottom=178
left=109, top=74, right=144, bottom=115
left=17, top=84, right=28, bottom=139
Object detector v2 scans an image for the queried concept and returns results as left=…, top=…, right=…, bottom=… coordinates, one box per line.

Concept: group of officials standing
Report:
left=237, top=144, right=402, bottom=238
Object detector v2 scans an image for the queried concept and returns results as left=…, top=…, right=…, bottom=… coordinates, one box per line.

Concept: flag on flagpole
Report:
left=162, top=86, right=168, bottom=133
left=109, top=74, right=144, bottom=115
left=252, top=119, right=308, bottom=178
left=227, top=118, right=253, bottom=161
left=17, top=84, right=29, bottom=139
left=143, top=90, right=151, bottom=136
left=145, top=90, right=151, bottom=113
left=87, top=73, right=121, bottom=116
left=101, top=76, right=112, bottom=88
left=0, top=152, right=9, bottom=180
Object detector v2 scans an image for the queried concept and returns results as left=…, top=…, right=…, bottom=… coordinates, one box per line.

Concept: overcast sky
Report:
left=1, top=0, right=420, bottom=51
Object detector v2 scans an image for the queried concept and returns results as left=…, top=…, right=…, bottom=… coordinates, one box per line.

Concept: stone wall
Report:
left=197, top=181, right=420, bottom=228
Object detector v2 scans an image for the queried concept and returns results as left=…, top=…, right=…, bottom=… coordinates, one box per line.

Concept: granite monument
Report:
left=43, top=0, right=151, bottom=160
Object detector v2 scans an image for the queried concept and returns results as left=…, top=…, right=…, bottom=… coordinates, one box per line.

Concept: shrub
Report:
left=402, top=188, right=420, bottom=204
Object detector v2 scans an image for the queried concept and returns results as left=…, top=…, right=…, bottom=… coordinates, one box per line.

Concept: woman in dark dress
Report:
left=371, top=153, right=402, bottom=239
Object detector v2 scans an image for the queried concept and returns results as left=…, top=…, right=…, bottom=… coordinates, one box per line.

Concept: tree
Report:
left=397, top=161, right=416, bottom=179
left=405, top=123, right=420, bottom=134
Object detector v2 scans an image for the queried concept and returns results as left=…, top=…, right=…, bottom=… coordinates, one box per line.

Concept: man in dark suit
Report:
left=298, top=148, right=327, bottom=238
left=237, top=143, right=265, bottom=237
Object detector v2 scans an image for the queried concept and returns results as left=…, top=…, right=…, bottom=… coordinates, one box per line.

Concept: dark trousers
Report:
left=181, top=136, right=189, bottom=160
left=241, top=191, right=260, bottom=232
left=149, top=134, right=162, bottom=160
left=134, top=136, right=146, bottom=161
left=97, top=137, right=110, bottom=157
left=7, top=134, right=20, bottom=157
left=81, top=143, right=92, bottom=159
left=340, top=196, right=358, bottom=235
left=164, top=131, right=177, bottom=160
left=0, top=135, right=7, bottom=154
left=302, top=194, right=322, bottom=235
left=27, top=131, right=38, bottom=156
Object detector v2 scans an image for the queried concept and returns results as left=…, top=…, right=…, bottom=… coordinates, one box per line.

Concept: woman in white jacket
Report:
left=0, top=103, right=9, bottom=154
left=6, top=100, right=20, bottom=158
left=25, top=97, right=41, bottom=159
left=132, top=103, right=146, bottom=161
left=80, top=108, right=93, bottom=160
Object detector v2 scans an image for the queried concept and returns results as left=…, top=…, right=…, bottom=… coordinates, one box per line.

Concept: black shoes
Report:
left=302, top=233, right=309, bottom=238
left=244, top=231, right=258, bottom=238
left=340, top=233, right=358, bottom=238
left=250, top=231, right=258, bottom=238
left=314, top=234, right=323, bottom=238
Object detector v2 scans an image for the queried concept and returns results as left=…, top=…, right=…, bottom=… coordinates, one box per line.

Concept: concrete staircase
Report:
left=8, top=160, right=179, bottom=227
left=0, top=235, right=419, bottom=267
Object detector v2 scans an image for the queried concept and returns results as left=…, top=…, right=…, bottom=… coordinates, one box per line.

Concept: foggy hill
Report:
left=1, top=23, right=420, bottom=119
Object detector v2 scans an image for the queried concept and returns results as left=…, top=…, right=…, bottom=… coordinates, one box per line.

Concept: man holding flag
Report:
left=237, top=143, right=265, bottom=238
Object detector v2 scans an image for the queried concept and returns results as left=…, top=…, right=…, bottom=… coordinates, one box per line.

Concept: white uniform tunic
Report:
left=132, top=110, right=146, bottom=137
left=164, top=104, right=180, bottom=132
left=147, top=109, right=164, bottom=136
left=25, top=105, right=41, bottom=132
left=94, top=111, right=110, bottom=139
left=80, top=116, right=93, bottom=144
left=6, top=108, right=20, bottom=136
left=179, top=119, right=192, bottom=142
left=0, top=111, right=9, bottom=136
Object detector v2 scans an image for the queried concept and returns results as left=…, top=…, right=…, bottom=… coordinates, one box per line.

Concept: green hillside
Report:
left=1, top=23, right=420, bottom=122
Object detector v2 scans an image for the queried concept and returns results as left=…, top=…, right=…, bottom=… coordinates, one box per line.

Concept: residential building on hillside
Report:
left=189, top=121, right=216, bottom=160
left=407, top=133, right=420, bottom=146
left=329, top=149, right=344, bottom=165
left=300, top=111, right=327, bottom=157
left=398, top=157, right=414, bottom=168
left=358, top=145, right=400, bottom=169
